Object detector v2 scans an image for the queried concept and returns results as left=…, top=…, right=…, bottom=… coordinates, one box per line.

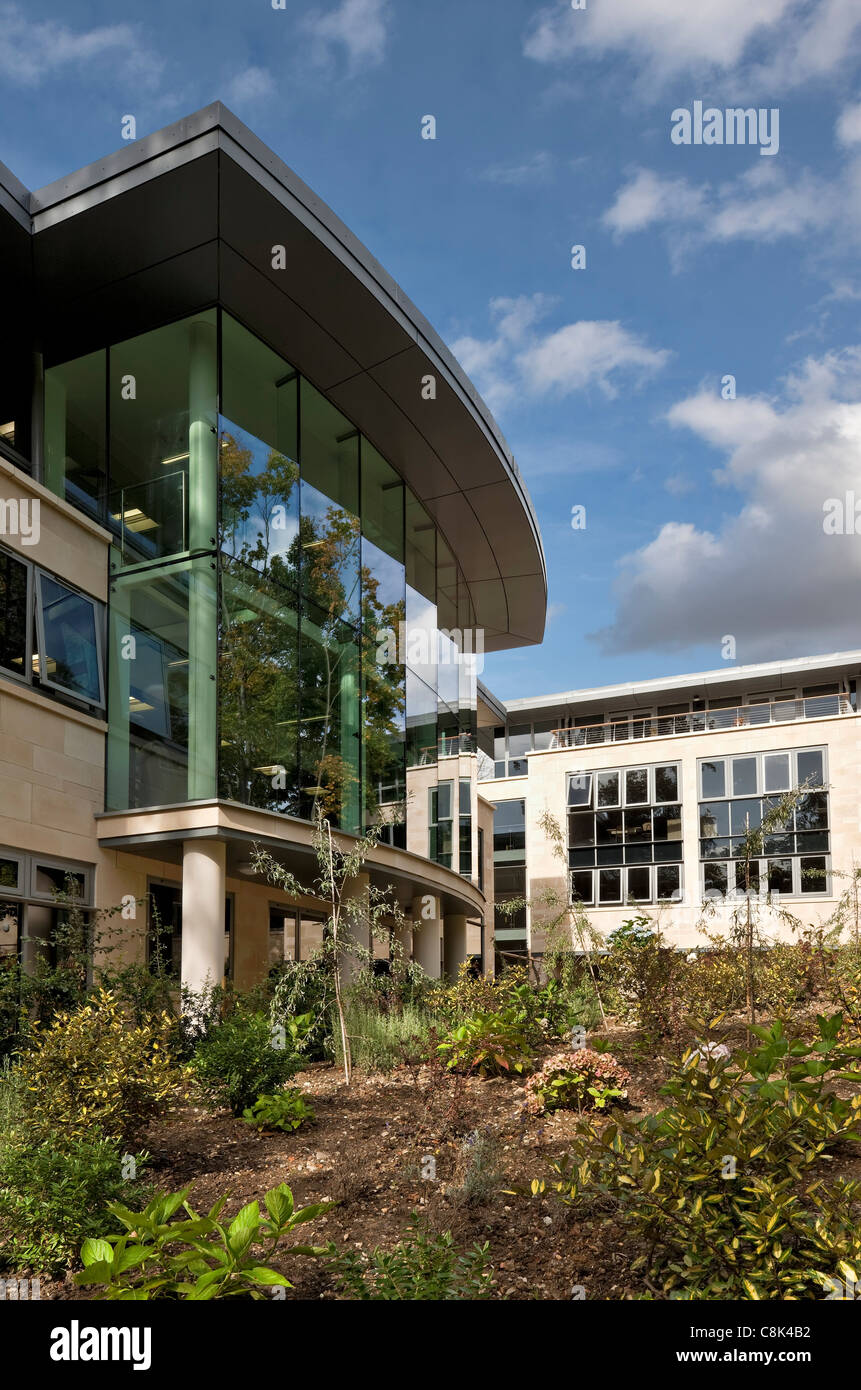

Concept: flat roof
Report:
left=5, top=103, right=546, bottom=652
left=496, top=649, right=861, bottom=719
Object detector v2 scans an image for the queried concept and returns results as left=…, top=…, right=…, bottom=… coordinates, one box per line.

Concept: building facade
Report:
left=0, top=105, right=546, bottom=992
left=478, top=653, right=861, bottom=964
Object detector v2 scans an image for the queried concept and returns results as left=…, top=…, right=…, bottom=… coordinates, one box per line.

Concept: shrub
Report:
left=335, top=1002, right=433, bottom=1072
left=14, top=989, right=180, bottom=1145
left=328, top=1218, right=493, bottom=1300
left=681, top=941, right=815, bottom=1020
left=191, top=1012, right=300, bottom=1115
left=242, top=1090, right=315, bottom=1133
left=0, top=1135, right=148, bottom=1274
left=437, top=1007, right=532, bottom=1077
left=75, top=1182, right=332, bottom=1300
left=447, top=1131, right=504, bottom=1208
left=537, top=1014, right=861, bottom=1299
left=601, top=916, right=685, bottom=1036
left=525, top=1048, right=631, bottom=1116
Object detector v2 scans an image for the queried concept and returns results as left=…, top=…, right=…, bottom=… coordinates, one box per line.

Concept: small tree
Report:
left=252, top=811, right=408, bottom=1084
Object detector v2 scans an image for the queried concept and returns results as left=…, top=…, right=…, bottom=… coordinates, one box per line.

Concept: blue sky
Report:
left=4, top=0, right=861, bottom=701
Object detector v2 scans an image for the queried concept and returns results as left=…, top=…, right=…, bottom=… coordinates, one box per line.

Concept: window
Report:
left=35, top=571, right=105, bottom=706
left=0, top=548, right=29, bottom=680
left=493, top=799, right=526, bottom=863
left=429, top=781, right=454, bottom=868
left=568, top=763, right=682, bottom=906
left=698, top=749, right=830, bottom=898
left=458, top=778, right=472, bottom=879
left=477, top=827, right=484, bottom=892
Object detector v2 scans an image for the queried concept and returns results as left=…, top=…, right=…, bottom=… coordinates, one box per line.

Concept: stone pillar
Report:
left=411, top=892, right=442, bottom=979
left=341, top=870, right=370, bottom=985
left=443, top=913, right=469, bottom=981
left=181, top=839, right=226, bottom=997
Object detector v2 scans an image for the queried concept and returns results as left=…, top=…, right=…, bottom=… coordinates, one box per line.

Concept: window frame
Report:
left=33, top=566, right=106, bottom=708
left=0, top=547, right=32, bottom=686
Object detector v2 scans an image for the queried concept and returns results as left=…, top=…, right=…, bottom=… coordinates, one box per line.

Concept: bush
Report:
left=537, top=1014, right=861, bottom=1299
left=14, top=989, right=180, bottom=1145
left=328, top=1219, right=493, bottom=1300
left=0, top=1135, right=148, bottom=1274
left=437, top=1007, right=533, bottom=1077
left=681, top=941, right=815, bottom=1020
left=447, top=1131, right=504, bottom=1208
left=601, top=916, right=685, bottom=1036
left=525, top=1048, right=630, bottom=1116
left=335, top=1002, right=433, bottom=1072
left=75, top=1182, right=333, bottom=1300
left=191, top=1012, right=300, bottom=1115
left=242, top=1090, right=315, bottom=1133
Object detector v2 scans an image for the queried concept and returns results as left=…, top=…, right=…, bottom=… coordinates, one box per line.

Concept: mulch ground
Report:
left=38, top=1015, right=861, bottom=1301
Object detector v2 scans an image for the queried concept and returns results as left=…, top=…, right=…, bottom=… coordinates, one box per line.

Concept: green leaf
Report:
left=81, top=1238, right=114, bottom=1268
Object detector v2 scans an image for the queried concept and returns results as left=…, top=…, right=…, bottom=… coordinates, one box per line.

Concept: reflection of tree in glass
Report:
left=361, top=571, right=405, bottom=832
left=218, top=431, right=405, bottom=833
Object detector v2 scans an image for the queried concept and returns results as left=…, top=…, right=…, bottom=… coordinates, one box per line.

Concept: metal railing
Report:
left=548, top=694, right=852, bottom=750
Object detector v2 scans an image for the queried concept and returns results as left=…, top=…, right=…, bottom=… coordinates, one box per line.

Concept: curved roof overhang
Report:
left=22, top=103, right=546, bottom=651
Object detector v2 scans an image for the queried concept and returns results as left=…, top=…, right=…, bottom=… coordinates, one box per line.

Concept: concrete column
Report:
left=181, top=839, right=226, bottom=997
left=411, top=892, right=442, bottom=979
left=341, top=870, right=370, bottom=985
left=392, top=917, right=413, bottom=965
left=444, top=913, right=469, bottom=981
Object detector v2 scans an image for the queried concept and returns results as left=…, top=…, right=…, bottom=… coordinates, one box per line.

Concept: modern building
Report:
left=0, top=104, right=546, bottom=992
left=478, top=652, right=861, bottom=963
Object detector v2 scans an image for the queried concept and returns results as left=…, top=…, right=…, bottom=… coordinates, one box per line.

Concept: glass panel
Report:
left=298, top=606, right=360, bottom=832
left=625, top=843, right=651, bottom=864
left=625, top=768, right=648, bottom=804
left=652, top=804, right=682, bottom=841
left=405, top=491, right=435, bottom=602
left=0, top=548, right=28, bottom=678
left=701, top=837, right=731, bottom=859
left=700, top=760, right=726, bottom=798
left=0, top=856, right=20, bottom=892
left=33, top=863, right=87, bottom=900
left=654, top=840, right=683, bottom=862
left=800, top=857, right=828, bottom=894
left=532, top=720, right=555, bottom=752
left=735, top=860, right=760, bottom=894
left=699, top=802, right=729, bottom=838
left=107, top=559, right=217, bottom=810
left=797, top=750, right=824, bottom=788
left=703, top=862, right=727, bottom=896
left=361, top=504, right=406, bottom=836
left=796, top=830, right=829, bottom=853
left=44, top=349, right=107, bottom=517
left=595, top=809, right=623, bottom=845
left=109, top=313, right=217, bottom=566
left=654, top=765, right=678, bottom=802
left=767, top=858, right=793, bottom=894
left=623, top=808, right=651, bottom=842
left=763, top=753, right=790, bottom=793
left=219, top=418, right=299, bottom=581
left=731, top=798, right=761, bottom=836
left=509, top=724, right=531, bottom=760
left=269, top=907, right=297, bottom=965
left=732, top=757, right=758, bottom=796
left=596, top=771, right=619, bottom=807
left=406, top=670, right=437, bottom=770
left=627, top=866, right=650, bottom=902
left=36, top=573, right=103, bottom=704
left=571, top=871, right=593, bottom=905
left=568, top=812, right=595, bottom=847
left=569, top=848, right=596, bottom=868
left=218, top=559, right=300, bottom=815
left=656, top=864, right=681, bottom=900
left=598, top=868, right=622, bottom=903
left=567, top=772, right=592, bottom=807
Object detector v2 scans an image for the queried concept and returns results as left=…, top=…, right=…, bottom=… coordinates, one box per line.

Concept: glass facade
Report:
left=46, top=310, right=479, bottom=845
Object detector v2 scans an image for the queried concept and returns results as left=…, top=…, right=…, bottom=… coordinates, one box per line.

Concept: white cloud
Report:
left=0, top=4, right=161, bottom=87
left=591, top=350, right=861, bottom=657
left=452, top=296, right=670, bottom=412
left=225, top=67, right=275, bottom=106
left=301, top=0, right=390, bottom=73
left=480, top=152, right=554, bottom=186
left=836, top=99, right=861, bottom=146
left=603, top=163, right=839, bottom=262
left=524, top=0, right=860, bottom=93
left=664, top=472, right=696, bottom=496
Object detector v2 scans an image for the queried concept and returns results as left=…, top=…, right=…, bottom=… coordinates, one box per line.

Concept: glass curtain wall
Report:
left=50, top=309, right=477, bottom=849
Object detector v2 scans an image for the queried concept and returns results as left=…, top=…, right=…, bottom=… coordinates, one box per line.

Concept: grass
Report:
left=336, top=1003, right=434, bottom=1071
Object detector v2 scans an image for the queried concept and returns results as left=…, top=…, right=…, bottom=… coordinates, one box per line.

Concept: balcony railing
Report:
left=548, top=694, right=853, bottom=750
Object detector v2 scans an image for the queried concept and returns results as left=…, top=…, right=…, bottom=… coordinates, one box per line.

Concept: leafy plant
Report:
left=602, top=916, right=685, bottom=1036
left=335, top=1001, right=433, bottom=1072
left=191, top=1013, right=299, bottom=1116
left=242, top=1090, right=315, bottom=1133
left=13, top=989, right=180, bottom=1145
left=536, top=1014, right=861, bottom=1299
left=437, top=1007, right=532, bottom=1077
left=328, top=1218, right=493, bottom=1300
left=74, top=1183, right=333, bottom=1300
left=0, top=1135, right=149, bottom=1274
left=525, top=1048, right=631, bottom=1115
